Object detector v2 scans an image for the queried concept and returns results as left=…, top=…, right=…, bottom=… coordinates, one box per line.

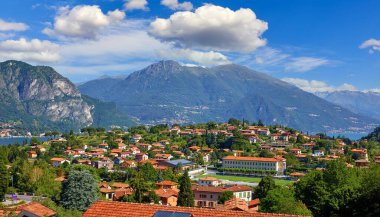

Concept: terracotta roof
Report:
left=114, top=188, right=133, bottom=200
left=20, top=202, right=56, bottom=217
left=157, top=180, right=178, bottom=186
left=223, top=156, right=282, bottom=162
left=290, top=172, right=306, bottom=177
left=0, top=202, right=56, bottom=217
left=199, top=176, right=219, bottom=181
left=82, top=201, right=308, bottom=217
left=100, top=187, right=115, bottom=193
left=111, top=182, right=130, bottom=188
left=223, top=197, right=248, bottom=211
left=50, top=157, right=66, bottom=162
left=249, top=199, right=260, bottom=207
left=155, top=189, right=178, bottom=198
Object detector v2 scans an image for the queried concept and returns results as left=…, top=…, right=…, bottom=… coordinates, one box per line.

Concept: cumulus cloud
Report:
left=282, top=78, right=357, bottom=93
left=0, top=19, right=29, bottom=31
left=49, top=19, right=229, bottom=79
left=43, top=5, right=125, bottom=39
left=124, top=0, right=148, bottom=11
left=149, top=4, right=268, bottom=52
left=0, top=38, right=60, bottom=63
left=285, top=57, right=329, bottom=72
left=158, top=49, right=230, bottom=66
left=161, top=0, right=193, bottom=11
left=359, top=38, right=380, bottom=54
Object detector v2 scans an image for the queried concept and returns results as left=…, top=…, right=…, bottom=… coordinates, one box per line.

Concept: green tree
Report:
left=60, top=170, right=98, bottom=211
left=254, top=176, right=276, bottom=199
left=218, top=191, right=233, bottom=204
left=138, top=162, right=158, bottom=182
left=130, top=171, right=150, bottom=203
left=177, top=171, right=194, bottom=207
left=0, top=160, right=9, bottom=201
left=260, top=187, right=312, bottom=216
left=258, top=150, right=275, bottom=158
left=296, top=134, right=307, bottom=144
left=294, top=160, right=362, bottom=217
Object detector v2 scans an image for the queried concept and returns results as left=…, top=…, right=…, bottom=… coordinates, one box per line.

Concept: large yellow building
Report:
left=222, top=156, right=286, bottom=175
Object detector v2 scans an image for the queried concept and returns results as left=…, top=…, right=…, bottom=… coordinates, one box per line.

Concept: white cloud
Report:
left=158, top=49, right=230, bottom=66
left=161, top=0, right=193, bottom=11
left=253, top=47, right=289, bottom=65
left=43, top=5, right=125, bottom=39
left=363, top=88, right=380, bottom=93
left=0, top=38, right=60, bottom=63
left=149, top=4, right=268, bottom=52
left=124, top=0, right=148, bottom=11
left=285, top=57, right=329, bottom=72
left=359, top=38, right=380, bottom=53
left=282, top=77, right=357, bottom=93
left=50, top=20, right=228, bottom=79
left=0, top=19, right=29, bottom=31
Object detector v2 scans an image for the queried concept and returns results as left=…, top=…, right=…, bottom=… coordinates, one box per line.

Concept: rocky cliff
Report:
left=0, top=60, right=93, bottom=132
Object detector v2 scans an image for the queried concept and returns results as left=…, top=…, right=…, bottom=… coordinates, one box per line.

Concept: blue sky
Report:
left=0, top=0, right=379, bottom=92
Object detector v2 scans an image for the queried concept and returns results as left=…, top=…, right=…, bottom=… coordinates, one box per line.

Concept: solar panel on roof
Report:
left=152, top=210, right=192, bottom=217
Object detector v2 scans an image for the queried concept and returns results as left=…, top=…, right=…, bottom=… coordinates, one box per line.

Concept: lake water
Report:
left=0, top=137, right=50, bottom=145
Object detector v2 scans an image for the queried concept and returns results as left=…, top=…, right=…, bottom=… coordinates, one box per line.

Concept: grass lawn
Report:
left=196, top=174, right=293, bottom=186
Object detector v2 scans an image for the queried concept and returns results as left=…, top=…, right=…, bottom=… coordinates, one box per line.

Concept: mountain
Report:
left=78, top=60, right=378, bottom=133
left=315, top=91, right=380, bottom=121
left=82, top=95, right=135, bottom=128
left=0, top=60, right=133, bottom=133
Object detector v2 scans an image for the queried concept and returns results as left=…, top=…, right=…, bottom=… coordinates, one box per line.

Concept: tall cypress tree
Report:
left=177, top=170, right=194, bottom=207
left=0, top=159, right=9, bottom=201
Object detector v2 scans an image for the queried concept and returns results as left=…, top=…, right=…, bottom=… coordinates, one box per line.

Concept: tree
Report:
left=260, top=187, right=312, bottom=216
left=130, top=171, right=150, bottom=203
left=296, top=134, right=307, bottom=144
left=228, top=118, right=241, bottom=126
left=254, top=176, right=276, bottom=199
left=258, top=119, right=264, bottom=127
left=138, top=162, right=158, bottom=182
left=294, top=160, right=363, bottom=217
left=177, top=171, right=194, bottom=207
left=258, top=150, right=275, bottom=158
left=60, top=170, right=98, bottom=211
left=0, top=160, right=8, bottom=201
left=218, top=191, right=233, bottom=204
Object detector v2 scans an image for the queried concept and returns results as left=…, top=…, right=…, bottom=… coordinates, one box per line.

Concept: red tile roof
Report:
left=223, top=156, right=282, bottom=162
left=19, top=202, right=56, bottom=217
left=82, top=201, right=308, bottom=217
left=0, top=202, right=56, bottom=217
left=155, top=188, right=178, bottom=198
left=157, top=180, right=178, bottom=186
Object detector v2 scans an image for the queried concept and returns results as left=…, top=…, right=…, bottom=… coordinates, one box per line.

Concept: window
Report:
left=209, top=202, right=214, bottom=207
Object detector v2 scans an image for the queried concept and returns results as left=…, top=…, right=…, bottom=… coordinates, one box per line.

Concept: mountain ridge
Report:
left=79, top=60, right=378, bottom=133
left=315, top=90, right=380, bottom=121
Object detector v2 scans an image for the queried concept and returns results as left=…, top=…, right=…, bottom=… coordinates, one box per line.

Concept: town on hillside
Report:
left=1, top=119, right=380, bottom=217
